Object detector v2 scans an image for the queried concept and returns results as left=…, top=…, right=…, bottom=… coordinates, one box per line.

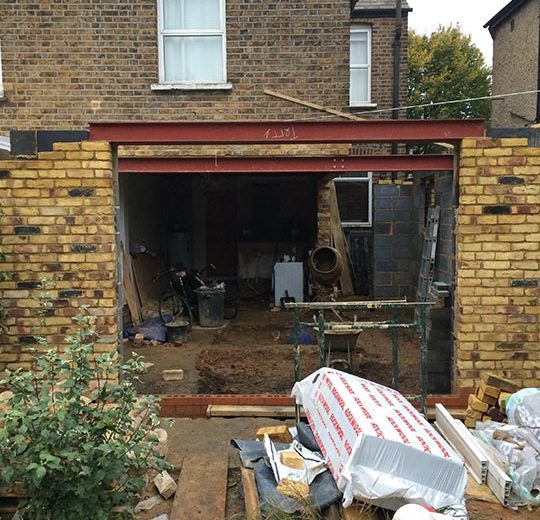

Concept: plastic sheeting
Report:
left=292, top=368, right=467, bottom=511
left=231, top=439, right=342, bottom=514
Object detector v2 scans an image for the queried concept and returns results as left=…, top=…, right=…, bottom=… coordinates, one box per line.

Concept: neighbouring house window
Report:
left=157, top=0, right=227, bottom=84
left=334, top=174, right=373, bottom=227
left=350, top=26, right=372, bottom=106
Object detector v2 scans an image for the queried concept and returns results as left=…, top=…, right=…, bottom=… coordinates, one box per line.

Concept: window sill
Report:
left=341, top=223, right=373, bottom=228
left=349, top=103, right=378, bottom=110
left=151, top=82, right=233, bottom=91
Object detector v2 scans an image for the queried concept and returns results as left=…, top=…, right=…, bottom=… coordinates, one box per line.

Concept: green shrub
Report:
left=0, top=311, right=169, bottom=519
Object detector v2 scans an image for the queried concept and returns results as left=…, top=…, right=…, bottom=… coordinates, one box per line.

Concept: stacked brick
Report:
left=0, top=141, right=117, bottom=375
left=465, top=374, right=521, bottom=428
left=456, top=137, right=540, bottom=390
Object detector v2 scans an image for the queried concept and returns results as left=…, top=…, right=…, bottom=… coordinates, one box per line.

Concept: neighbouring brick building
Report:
left=485, top=0, right=540, bottom=127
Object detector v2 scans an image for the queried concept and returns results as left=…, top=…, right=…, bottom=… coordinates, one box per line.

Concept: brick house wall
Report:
left=0, top=142, right=117, bottom=373
left=456, top=137, right=539, bottom=390
left=0, top=0, right=352, bottom=134
left=488, top=0, right=540, bottom=127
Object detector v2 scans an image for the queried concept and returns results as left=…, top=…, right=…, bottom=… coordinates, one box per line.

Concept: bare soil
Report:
left=126, top=304, right=421, bottom=395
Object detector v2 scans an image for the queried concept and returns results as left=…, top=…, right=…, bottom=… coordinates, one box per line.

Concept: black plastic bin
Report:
left=195, top=286, right=225, bottom=327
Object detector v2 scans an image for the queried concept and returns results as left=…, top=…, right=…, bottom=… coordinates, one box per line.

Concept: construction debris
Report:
left=292, top=368, right=467, bottom=511
left=464, top=374, right=522, bottom=428
left=256, top=424, right=292, bottom=444
left=154, top=470, right=177, bottom=500
left=134, top=494, right=164, bottom=513
left=276, top=478, right=310, bottom=500
left=162, top=369, right=184, bottom=381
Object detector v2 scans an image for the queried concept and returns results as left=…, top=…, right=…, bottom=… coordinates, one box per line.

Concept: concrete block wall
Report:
left=0, top=142, right=117, bottom=374
left=373, top=183, right=418, bottom=299
left=456, top=137, right=540, bottom=390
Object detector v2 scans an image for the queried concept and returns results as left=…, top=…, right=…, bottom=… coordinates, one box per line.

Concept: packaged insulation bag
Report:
left=292, top=368, right=467, bottom=511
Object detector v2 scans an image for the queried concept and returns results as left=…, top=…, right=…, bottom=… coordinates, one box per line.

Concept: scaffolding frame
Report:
left=285, top=300, right=434, bottom=416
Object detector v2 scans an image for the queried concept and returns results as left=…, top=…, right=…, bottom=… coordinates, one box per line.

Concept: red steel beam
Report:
left=90, top=119, right=484, bottom=145
left=118, top=154, right=454, bottom=174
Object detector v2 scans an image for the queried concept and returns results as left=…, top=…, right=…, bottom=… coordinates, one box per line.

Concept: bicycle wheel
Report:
left=224, top=296, right=238, bottom=320
left=158, top=292, right=193, bottom=329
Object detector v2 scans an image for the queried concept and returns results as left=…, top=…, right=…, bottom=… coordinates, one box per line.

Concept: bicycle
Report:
left=154, top=263, right=238, bottom=330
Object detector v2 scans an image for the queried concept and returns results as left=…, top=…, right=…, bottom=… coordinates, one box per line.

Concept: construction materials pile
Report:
left=292, top=368, right=468, bottom=514
left=437, top=374, right=540, bottom=509
left=464, top=374, right=521, bottom=427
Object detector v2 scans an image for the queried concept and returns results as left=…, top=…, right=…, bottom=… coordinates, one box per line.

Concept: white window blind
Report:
left=158, top=0, right=227, bottom=84
left=350, top=26, right=372, bottom=106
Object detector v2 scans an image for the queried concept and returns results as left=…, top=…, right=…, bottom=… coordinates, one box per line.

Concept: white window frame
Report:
left=334, top=173, right=373, bottom=227
left=349, top=25, right=374, bottom=107
left=153, top=0, right=231, bottom=90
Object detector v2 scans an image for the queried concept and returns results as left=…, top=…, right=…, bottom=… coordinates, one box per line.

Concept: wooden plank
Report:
left=241, top=467, right=261, bottom=520
left=207, top=404, right=465, bottom=421
left=171, top=451, right=229, bottom=520
left=263, top=89, right=365, bottom=122
left=328, top=182, right=355, bottom=296
left=122, top=244, right=143, bottom=326
left=207, top=405, right=304, bottom=418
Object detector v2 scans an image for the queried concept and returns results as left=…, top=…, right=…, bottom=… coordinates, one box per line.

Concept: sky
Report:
left=408, top=0, right=510, bottom=65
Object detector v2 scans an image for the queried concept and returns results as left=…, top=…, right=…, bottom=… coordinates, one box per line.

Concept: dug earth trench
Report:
left=126, top=305, right=421, bottom=395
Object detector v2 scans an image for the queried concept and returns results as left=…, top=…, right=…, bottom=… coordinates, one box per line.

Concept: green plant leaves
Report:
left=0, top=310, right=168, bottom=519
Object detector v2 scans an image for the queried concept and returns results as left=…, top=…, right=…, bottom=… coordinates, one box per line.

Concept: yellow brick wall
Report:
left=456, top=137, right=540, bottom=389
left=0, top=141, right=117, bottom=374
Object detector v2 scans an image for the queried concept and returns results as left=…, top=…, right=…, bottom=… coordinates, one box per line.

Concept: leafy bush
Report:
left=0, top=311, right=168, bottom=519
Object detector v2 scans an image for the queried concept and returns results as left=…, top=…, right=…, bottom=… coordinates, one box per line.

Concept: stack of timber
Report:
left=464, top=374, right=521, bottom=428
left=122, top=244, right=144, bottom=326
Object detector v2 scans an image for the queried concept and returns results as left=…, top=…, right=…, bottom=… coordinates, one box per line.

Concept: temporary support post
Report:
left=286, top=300, right=434, bottom=415
left=391, top=307, right=399, bottom=389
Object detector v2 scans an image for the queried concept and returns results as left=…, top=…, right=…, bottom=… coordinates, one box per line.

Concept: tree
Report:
left=408, top=26, right=492, bottom=120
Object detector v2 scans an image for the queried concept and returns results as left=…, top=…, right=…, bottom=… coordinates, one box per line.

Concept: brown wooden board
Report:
left=241, top=467, right=261, bottom=520
left=328, top=182, right=355, bottom=296
left=122, top=244, right=143, bottom=326
left=170, top=450, right=229, bottom=520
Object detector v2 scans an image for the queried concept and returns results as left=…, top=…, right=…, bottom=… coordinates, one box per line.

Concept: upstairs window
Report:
left=157, top=0, right=227, bottom=85
left=350, top=26, right=372, bottom=106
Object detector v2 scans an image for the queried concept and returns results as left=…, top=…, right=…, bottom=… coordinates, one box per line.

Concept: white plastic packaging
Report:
left=292, top=368, right=467, bottom=511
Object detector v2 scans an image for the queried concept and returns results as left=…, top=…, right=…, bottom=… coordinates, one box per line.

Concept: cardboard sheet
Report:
left=292, top=368, right=467, bottom=511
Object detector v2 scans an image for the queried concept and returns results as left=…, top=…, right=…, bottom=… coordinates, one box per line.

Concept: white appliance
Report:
left=274, top=262, right=304, bottom=307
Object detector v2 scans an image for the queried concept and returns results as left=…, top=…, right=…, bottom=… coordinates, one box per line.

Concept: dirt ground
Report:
left=132, top=418, right=539, bottom=520
left=126, top=304, right=421, bottom=395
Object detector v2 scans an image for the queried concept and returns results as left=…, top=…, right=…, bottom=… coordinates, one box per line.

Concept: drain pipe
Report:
left=392, top=0, right=403, bottom=155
